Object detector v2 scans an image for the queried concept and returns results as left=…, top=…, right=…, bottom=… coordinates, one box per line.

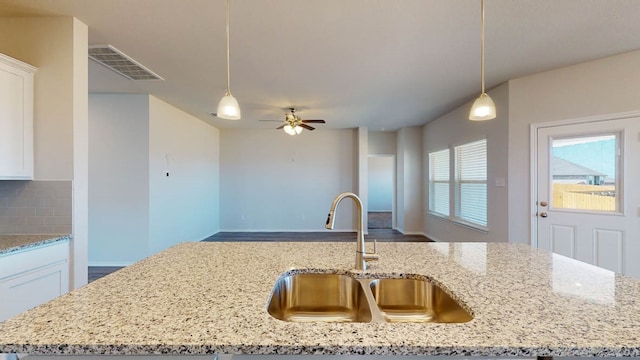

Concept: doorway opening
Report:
left=367, top=155, right=395, bottom=230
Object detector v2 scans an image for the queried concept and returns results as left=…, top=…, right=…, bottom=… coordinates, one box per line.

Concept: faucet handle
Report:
left=363, top=239, right=379, bottom=262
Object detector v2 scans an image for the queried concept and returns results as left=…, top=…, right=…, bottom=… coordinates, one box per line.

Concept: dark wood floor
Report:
left=89, top=230, right=430, bottom=281
left=202, top=229, right=431, bottom=242
left=88, top=266, right=123, bottom=282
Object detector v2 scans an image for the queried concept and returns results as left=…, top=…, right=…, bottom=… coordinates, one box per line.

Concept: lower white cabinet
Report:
left=0, top=241, right=69, bottom=321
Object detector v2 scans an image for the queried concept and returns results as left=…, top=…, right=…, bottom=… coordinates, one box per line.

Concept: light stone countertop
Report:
left=0, top=241, right=639, bottom=357
left=0, top=234, right=71, bottom=256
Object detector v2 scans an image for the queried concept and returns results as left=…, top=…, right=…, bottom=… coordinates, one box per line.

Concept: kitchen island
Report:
left=0, top=241, right=639, bottom=357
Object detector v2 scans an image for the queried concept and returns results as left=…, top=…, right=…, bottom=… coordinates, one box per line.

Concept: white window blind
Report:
left=454, top=139, right=487, bottom=227
left=428, top=149, right=450, bottom=217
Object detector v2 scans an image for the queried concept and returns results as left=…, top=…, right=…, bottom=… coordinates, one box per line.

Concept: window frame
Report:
left=427, top=148, right=451, bottom=219
left=453, top=138, right=488, bottom=230
left=427, top=139, right=488, bottom=232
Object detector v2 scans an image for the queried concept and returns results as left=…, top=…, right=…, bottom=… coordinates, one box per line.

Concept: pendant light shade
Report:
left=217, top=93, right=241, bottom=120
left=469, top=0, right=496, bottom=121
left=469, top=93, right=496, bottom=120
left=216, top=0, right=241, bottom=120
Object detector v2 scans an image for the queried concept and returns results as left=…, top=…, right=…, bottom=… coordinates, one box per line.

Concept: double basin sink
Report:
left=267, top=272, right=473, bottom=323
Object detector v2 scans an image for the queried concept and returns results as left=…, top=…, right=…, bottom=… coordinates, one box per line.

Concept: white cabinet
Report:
left=0, top=53, right=36, bottom=180
left=0, top=241, right=69, bottom=321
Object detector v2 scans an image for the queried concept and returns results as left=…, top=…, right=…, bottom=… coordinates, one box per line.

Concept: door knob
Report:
left=539, top=212, right=548, bottom=218
left=539, top=201, right=548, bottom=207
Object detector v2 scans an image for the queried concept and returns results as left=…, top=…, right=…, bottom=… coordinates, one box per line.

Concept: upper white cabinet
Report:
left=0, top=53, right=36, bottom=180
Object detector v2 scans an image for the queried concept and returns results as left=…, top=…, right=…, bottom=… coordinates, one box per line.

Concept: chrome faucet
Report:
left=325, top=192, right=379, bottom=270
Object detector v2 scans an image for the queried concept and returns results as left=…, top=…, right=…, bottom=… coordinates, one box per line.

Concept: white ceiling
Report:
left=2, top=0, right=640, bottom=131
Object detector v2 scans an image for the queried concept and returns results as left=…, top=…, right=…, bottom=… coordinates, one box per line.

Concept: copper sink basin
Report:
left=267, top=273, right=372, bottom=323
left=369, top=278, right=473, bottom=323
left=267, top=272, right=472, bottom=323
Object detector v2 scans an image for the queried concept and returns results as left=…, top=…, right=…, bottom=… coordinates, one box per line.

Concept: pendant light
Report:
left=216, top=0, right=241, bottom=120
left=469, top=0, right=496, bottom=121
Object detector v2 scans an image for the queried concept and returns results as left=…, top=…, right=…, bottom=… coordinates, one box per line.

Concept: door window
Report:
left=550, top=134, right=620, bottom=212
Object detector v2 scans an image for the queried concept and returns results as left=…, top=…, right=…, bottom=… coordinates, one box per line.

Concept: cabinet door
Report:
left=0, top=260, right=68, bottom=320
left=0, top=54, right=36, bottom=180
left=0, top=241, right=69, bottom=321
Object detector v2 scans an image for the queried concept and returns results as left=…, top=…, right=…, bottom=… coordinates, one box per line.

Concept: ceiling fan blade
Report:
left=276, top=124, right=286, bottom=130
left=259, top=119, right=283, bottom=122
left=301, top=119, right=326, bottom=123
left=299, top=123, right=315, bottom=131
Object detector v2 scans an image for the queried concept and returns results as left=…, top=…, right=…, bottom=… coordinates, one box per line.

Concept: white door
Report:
left=536, top=117, right=640, bottom=278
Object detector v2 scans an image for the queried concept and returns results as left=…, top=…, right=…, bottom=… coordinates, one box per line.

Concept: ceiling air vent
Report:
left=88, top=44, right=164, bottom=81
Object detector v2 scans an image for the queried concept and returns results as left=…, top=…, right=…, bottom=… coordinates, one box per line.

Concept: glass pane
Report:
left=454, top=139, right=487, bottom=227
left=458, top=183, right=487, bottom=226
left=551, top=134, right=618, bottom=212
left=431, top=182, right=449, bottom=216
left=430, top=149, right=449, bottom=181
left=429, top=149, right=450, bottom=216
left=455, top=139, right=487, bottom=181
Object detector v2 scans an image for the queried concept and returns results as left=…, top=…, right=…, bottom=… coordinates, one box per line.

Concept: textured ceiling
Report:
left=1, top=0, right=640, bottom=130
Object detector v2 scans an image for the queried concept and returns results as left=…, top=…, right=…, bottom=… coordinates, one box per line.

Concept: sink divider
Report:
left=356, top=279, right=387, bottom=323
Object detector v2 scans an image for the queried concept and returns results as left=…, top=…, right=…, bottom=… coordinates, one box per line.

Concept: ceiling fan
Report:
left=260, top=108, right=326, bottom=135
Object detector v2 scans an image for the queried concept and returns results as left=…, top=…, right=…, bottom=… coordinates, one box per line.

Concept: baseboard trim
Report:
left=216, top=229, right=356, bottom=233
left=425, top=233, right=444, bottom=242
left=395, top=228, right=428, bottom=236
left=88, top=261, right=133, bottom=267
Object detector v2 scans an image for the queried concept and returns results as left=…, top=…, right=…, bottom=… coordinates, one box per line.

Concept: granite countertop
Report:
left=0, top=241, right=639, bottom=357
left=0, top=234, right=71, bottom=256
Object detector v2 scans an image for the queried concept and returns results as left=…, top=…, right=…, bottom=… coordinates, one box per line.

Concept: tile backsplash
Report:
left=0, top=180, right=72, bottom=234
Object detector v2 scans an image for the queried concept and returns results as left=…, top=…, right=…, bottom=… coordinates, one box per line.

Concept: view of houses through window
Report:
left=551, top=134, right=618, bottom=212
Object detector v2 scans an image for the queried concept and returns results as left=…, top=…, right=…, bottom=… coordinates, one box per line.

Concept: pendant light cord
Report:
left=480, top=0, right=486, bottom=94
left=226, top=0, right=232, bottom=95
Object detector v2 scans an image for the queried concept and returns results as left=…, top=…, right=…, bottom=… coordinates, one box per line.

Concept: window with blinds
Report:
left=428, top=148, right=450, bottom=217
left=454, top=139, right=487, bottom=227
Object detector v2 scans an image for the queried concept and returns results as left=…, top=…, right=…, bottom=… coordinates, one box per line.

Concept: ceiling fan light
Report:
left=469, top=93, right=496, bottom=121
left=295, top=126, right=303, bottom=134
left=284, top=124, right=296, bottom=135
left=216, top=93, right=241, bottom=120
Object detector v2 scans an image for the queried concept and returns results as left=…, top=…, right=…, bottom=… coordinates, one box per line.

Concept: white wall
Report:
left=396, top=127, right=423, bottom=234
left=422, top=83, right=509, bottom=243
left=88, top=95, right=220, bottom=265
left=89, top=94, right=150, bottom=265
left=220, top=129, right=355, bottom=231
left=369, top=131, right=397, bottom=155
left=508, top=49, right=640, bottom=244
left=149, top=96, right=220, bottom=253
left=71, top=17, right=89, bottom=287
left=357, top=127, right=368, bottom=231
left=368, top=156, right=394, bottom=211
